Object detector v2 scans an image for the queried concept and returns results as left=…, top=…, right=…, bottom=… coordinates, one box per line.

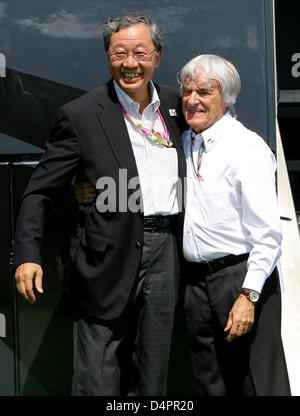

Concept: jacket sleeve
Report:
left=12, top=107, right=81, bottom=270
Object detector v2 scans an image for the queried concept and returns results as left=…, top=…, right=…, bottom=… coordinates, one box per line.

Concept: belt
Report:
left=186, top=253, right=249, bottom=275
left=143, top=215, right=175, bottom=232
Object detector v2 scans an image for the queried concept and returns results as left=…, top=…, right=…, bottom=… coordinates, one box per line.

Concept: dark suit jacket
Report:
left=13, top=79, right=187, bottom=320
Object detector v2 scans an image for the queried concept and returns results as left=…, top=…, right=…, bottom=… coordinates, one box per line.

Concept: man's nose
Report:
left=123, top=54, right=139, bottom=68
left=187, top=92, right=200, bottom=106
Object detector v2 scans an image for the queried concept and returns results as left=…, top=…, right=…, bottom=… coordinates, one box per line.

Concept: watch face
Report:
left=249, top=291, right=260, bottom=303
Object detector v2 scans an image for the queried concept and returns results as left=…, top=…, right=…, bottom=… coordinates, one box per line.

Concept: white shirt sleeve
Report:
left=236, top=142, right=282, bottom=293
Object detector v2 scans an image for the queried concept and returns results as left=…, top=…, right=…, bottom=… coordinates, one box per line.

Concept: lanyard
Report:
left=121, top=104, right=173, bottom=148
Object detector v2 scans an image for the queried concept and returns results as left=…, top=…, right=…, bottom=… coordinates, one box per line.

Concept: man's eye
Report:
left=115, top=52, right=127, bottom=58
left=135, top=52, right=146, bottom=58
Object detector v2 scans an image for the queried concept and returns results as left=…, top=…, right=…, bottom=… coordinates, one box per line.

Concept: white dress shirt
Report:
left=183, top=112, right=282, bottom=293
left=114, top=80, right=179, bottom=216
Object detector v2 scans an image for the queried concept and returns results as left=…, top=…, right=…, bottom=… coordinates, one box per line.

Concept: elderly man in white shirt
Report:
left=180, top=54, right=290, bottom=396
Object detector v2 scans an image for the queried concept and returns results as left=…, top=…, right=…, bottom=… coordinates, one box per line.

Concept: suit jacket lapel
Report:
left=96, top=80, right=139, bottom=182
left=157, top=87, right=186, bottom=182
left=159, top=99, right=181, bottom=148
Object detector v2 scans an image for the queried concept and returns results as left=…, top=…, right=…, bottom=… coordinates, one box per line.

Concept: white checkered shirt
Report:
left=114, top=80, right=179, bottom=216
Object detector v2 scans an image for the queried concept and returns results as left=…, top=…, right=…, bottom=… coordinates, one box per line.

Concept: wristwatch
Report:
left=240, top=288, right=260, bottom=304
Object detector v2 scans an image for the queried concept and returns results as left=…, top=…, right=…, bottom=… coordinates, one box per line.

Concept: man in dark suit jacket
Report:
left=13, top=14, right=186, bottom=396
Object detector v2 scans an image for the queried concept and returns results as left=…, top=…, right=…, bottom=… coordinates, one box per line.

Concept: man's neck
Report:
left=114, top=80, right=156, bottom=115
left=128, top=84, right=152, bottom=114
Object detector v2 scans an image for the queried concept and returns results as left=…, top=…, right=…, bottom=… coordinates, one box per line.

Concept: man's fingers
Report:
left=226, top=320, right=253, bottom=342
left=16, top=277, right=31, bottom=303
left=34, top=270, right=44, bottom=293
left=235, top=323, right=244, bottom=337
left=226, top=322, right=239, bottom=342
left=24, top=277, right=36, bottom=304
left=14, top=263, right=43, bottom=303
left=225, top=295, right=255, bottom=341
left=224, top=318, right=232, bottom=333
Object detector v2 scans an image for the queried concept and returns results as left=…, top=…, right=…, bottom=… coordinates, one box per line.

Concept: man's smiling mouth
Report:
left=122, top=72, right=141, bottom=80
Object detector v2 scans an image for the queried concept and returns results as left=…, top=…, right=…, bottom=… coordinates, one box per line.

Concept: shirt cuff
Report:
left=242, top=270, right=267, bottom=294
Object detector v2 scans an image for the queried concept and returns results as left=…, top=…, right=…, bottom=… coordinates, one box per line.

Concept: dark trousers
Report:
left=184, top=257, right=290, bottom=396
left=71, top=228, right=180, bottom=396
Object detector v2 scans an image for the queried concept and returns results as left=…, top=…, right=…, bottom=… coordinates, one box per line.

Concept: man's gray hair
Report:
left=102, top=14, right=163, bottom=52
left=178, top=54, right=241, bottom=105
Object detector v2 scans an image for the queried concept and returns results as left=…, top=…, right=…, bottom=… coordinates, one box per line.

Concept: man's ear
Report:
left=155, top=49, right=163, bottom=68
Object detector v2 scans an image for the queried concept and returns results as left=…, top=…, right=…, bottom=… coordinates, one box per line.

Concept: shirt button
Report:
left=136, top=241, right=142, bottom=249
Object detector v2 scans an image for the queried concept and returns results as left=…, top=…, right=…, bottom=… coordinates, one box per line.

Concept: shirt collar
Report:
left=113, top=80, right=160, bottom=116
left=190, top=111, right=233, bottom=152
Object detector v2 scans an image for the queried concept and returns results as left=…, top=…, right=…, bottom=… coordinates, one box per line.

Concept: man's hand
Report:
left=14, top=263, right=43, bottom=304
left=74, top=181, right=96, bottom=204
left=224, top=294, right=255, bottom=342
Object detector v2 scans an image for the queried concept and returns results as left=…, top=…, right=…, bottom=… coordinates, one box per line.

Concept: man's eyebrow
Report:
left=182, top=86, right=212, bottom=93
left=110, top=42, right=147, bottom=49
